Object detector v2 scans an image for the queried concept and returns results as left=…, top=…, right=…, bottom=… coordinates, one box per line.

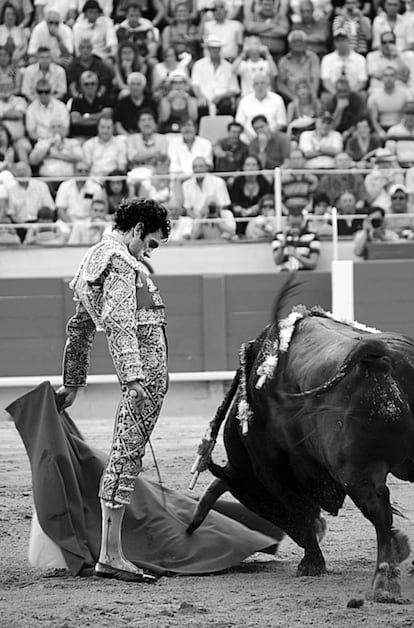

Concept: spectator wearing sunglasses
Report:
left=70, top=70, right=113, bottom=138
left=28, top=10, right=74, bottom=66
left=21, top=46, right=67, bottom=102
left=25, top=78, right=70, bottom=141
left=367, top=31, right=410, bottom=95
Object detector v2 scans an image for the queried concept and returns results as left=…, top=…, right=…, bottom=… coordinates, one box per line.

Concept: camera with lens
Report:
left=370, top=217, right=383, bottom=229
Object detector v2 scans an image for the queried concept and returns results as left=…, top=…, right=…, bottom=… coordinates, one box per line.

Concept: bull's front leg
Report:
left=347, top=475, right=410, bottom=603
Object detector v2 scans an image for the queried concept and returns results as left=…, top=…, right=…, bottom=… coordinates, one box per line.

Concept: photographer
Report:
left=181, top=156, right=236, bottom=240
left=272, top=208, right=320, bottom=272
left=353, top=205, right=399, bottom=259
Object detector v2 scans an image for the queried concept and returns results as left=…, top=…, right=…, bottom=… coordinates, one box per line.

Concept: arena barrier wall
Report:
left=0, top=273, right=331, bottom=378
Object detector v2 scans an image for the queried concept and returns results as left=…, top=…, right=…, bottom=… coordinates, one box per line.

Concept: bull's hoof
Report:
left=296, top=559, right=327, bottom=577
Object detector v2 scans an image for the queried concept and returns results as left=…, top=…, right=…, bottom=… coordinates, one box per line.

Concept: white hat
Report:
left=389, top=183, right=408, bottom=196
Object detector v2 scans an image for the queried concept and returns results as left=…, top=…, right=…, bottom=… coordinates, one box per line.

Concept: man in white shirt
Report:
left=28, top=10, right=74, bottom=65
left=320, top=27, right=367, bottom=95
left=202, top=1, right=243, bottom=61
left=6, top=162, right=55, bottom=223
left=56, top=159, right=106, bottom=222
left=21, top=45, right=67, bottom=101
left=372, top=0, right=414, bottom=52
left=181, top=156, right=236, bottom=240
left=367, top=31, right=410, bottom=94
left=83, top=116, right=127, bottom=176
left=299, top=111, right=343, bottom=168
left=73, top=0, right=117, bottom=61
left=191, top=36, right=240, bottom=116
left=25, top=78, right=70, bottom=141
left=235, top=71, right=287, bottom=142
left=385, top=101, right=414, bottom=166
left=168, top=118, right=213, bottom=176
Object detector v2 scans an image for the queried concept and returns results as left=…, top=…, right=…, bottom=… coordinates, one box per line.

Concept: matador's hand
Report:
left=55, top=385, right=79, bottom=412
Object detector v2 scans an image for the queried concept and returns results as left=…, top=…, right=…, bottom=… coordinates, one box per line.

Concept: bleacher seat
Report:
left=198, top=115, right=234, bottom=145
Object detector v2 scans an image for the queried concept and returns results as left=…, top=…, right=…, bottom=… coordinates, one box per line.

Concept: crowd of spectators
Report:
left=1, top=0, right=414, bottom=268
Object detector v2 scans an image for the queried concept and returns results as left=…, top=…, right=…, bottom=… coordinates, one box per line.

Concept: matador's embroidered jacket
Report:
left=63, top=231, right=165, bottom=387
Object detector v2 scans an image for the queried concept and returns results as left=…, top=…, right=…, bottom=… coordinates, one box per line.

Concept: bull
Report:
left=188, top=281, right=414, bottom=602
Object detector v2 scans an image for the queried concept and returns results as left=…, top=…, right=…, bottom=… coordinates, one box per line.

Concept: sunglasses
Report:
left=83, top=81, right=97, bottom=86
left=381, top=39, right=395, bottom=43
left=37, top=89, right=51, bottom=94
left=47, top=20, right=59, bottom=25
left=391, top=194, right=406, bottom=200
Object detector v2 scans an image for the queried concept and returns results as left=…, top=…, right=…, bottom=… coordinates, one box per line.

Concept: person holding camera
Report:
left=272, top=207, right=320, bottom=272
left=232, top=35, right=278, bottom=97
left=181, top=155, right=236, bottom=240
left=353, top=205, right=399, bottom=259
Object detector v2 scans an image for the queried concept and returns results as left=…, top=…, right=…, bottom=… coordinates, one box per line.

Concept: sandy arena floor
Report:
left=1, top=403, right=414, bottom=628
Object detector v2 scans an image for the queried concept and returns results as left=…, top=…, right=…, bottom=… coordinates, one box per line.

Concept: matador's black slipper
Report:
left=94, top=562, right=159, bottom=583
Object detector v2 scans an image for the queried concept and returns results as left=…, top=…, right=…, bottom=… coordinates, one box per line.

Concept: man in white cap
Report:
left=320, top=27, right=367, bottom=95
left=191, top=35, right=239, bottom=116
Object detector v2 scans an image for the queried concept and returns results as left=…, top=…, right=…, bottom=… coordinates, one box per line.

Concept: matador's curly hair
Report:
left=114, top=197, right=171, bottom=239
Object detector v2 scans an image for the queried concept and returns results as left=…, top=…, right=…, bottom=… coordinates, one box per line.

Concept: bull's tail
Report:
left=286, top=338, right=394, bottom=399
left=187, top=478, right=229, bottom=534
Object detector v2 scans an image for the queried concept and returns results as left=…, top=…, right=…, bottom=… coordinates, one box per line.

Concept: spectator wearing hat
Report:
left=28, top=10, right=74, bottom=66
left=387, top=182, right=414, bottom=234
left=21, top=46, right=67, bottom=102
left=26, top=78, right=70, bottom=141
left=320, top=28, right=367, bottom=95
left=385, top=101, right=414, bottom=167
left=70, top=70, right=113, bottom=138
left=299, top=111, right=343, bottom=168
left=213, top=120, right=249, bottom=173
left=83, top=116, right=127, bottom=176
left=291, top=0, right=330, bottom=58
left=277, top=30, right=320, bottom=103
left=244, top=0, right=289, bottom=61
left=116, top=2, right=159, bottom=66
left=325, top=76, right=367, bottom=138
left=202, top=1, right=243, bottom=62
left=73, top=0, right=117, bottom=62
left=367, top=31, right=410, bottom=95
left=248, top=114, right=289, bottom=169
left=158, top=74, right=198, bottom=133
left=331, top=0, right=371, bottom=55
left=167, top=117, right=213, bottom=176
left=127, top=108, right=169, bottom=167
left=232, top=36, right=278, bottom=97
left=353, top=205, right=399, bottom=259
left=236, top=72, right=287, bottom=143
left=113, top=72, right=157, bottom=134
left=367, top=66, right=410, bottom=139
left=191, top=36, right=239, bottom=117
left=372, top=0, right=413, bottom=52
left=66, top=38, right=114, bottom=101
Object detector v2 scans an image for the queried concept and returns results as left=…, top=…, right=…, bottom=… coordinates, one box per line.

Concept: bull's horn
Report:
left=186, top=478, right=229, bottom=534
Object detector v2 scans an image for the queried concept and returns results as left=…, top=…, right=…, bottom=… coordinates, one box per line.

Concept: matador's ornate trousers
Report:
left=99, top=324, right=168, bottom=507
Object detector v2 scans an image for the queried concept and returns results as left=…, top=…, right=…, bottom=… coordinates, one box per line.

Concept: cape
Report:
left=6, top=382, right=282, bottom=577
